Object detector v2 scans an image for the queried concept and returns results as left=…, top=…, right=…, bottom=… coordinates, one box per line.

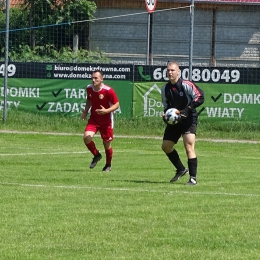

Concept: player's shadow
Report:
left=49, top=169, right=83, bottom=172
left=111, top=179, right=170, bottom=184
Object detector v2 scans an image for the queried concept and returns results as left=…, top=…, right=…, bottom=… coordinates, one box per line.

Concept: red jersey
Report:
left=86, top=83, right=119, bottom=127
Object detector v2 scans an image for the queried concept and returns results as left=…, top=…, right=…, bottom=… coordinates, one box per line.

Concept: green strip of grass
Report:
left=1, top=110, right=260, bottom=140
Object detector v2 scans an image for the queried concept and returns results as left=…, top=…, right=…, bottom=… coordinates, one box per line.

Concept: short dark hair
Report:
left=92, top=70, right=103, bottom=77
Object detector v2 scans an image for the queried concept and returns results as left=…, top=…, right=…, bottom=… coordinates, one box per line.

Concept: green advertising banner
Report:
left=200, top=83, right=260, bottom=122
left=133, top=82, right=260, bottom=122
left=133, top=82, right=165, bottom=119
left=0, top=79, right=133, bottom=118
left=1, top=62, right=260, bottom=121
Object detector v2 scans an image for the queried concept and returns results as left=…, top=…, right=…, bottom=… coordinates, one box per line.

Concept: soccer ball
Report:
left=165, top=108, right=180, bottom=125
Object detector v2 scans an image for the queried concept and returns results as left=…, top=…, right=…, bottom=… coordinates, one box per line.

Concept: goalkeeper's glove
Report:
left=180, top=106, right=192, bottom=119
left=162, top=113, right=167, bottom=124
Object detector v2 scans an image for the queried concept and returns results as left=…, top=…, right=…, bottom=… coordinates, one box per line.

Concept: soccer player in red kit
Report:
left=81, top=70, right=119, bottom=172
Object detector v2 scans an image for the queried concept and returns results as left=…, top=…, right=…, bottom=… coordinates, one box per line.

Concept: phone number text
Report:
left=0, top=64, right=16, bottom=77
left=153, top=68, right=240, bottom=83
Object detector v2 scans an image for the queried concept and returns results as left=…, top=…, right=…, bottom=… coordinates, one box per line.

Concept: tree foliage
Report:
left=0, top=1, right=110, bottom=63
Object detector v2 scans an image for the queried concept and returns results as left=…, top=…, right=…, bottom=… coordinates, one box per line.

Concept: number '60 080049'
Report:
left=0, top=64, right=16, bottom=77
left=153, top=67, right=240, bottom=83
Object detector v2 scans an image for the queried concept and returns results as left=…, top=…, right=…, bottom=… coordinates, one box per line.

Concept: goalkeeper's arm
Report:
left=179, top=106, right=192, bottom=119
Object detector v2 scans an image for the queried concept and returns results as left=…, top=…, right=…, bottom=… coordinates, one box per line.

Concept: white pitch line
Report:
left=1, top=130, right=260, bottom=143
left=0, top=151, right=86, bottom=156
left=1, top=182, right=259, bottom=197
left=0, top=150, right=157, bottom=156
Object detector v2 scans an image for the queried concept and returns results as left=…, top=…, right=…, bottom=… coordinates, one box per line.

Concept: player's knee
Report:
left=162, top=143, right=171, bottom=153
left=83, top=135, right=92, bottom=144
left=161, top=143, right=165, bottom=152
left=185, top=147, right=195, bottom=157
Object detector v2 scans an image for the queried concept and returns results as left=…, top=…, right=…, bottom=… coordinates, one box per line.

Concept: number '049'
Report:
left=181, top=68, right=240, bottom=83
left=0, top=64, right=16, bottom=77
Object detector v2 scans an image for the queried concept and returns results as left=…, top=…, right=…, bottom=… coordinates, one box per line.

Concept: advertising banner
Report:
left=0, top=78, right=133, bottom=118
left=1, top=62, right=260, bottom=121
left=134, top=65, right=260, bottom=84
left=133, top=65, right=260, bottom=122
left=0, top=62, right=133, bottom=117
left=0, top=62, right=133, bottom=80
left=133, top=82, right=260, bottom=122
left=134, top=82, right=165, bottom=119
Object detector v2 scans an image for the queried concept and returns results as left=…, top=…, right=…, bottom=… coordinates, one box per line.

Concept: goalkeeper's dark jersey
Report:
left=161, top=78, right=204, bottom=124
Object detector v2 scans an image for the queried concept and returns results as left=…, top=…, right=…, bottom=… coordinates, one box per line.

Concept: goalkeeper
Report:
left=161, top=62, right=204, bottom=185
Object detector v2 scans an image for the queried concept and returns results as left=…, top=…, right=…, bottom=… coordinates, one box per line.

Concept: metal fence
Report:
left=1, top=0, right=260, bottom=123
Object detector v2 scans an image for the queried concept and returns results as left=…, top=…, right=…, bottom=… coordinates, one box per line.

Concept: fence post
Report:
left=3, top=0, right=10, bottom=123
left=73, top=34, right=79, bottom=63
left=189, top=0, right=194, bottom=81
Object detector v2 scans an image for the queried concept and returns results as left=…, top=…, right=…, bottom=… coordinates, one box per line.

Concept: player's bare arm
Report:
left=95, top=102, right=119, bottom=115
left=81, top=99, right=91, bottom=120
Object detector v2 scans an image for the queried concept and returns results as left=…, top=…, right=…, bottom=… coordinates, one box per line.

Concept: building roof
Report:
left=10, top=0, right=24, bottom=7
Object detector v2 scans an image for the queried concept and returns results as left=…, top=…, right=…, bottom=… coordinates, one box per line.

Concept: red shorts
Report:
left=85, top=118, right=114, bottom=142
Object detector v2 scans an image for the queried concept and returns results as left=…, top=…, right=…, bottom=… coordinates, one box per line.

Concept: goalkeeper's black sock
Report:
left=188, top=157, right=198, bottom=178
left=166, top=149, right=185, bottom=171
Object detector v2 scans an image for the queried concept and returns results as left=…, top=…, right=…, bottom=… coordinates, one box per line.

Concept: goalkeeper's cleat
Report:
left=89, top=152, right=102, bottom=169
left=102, top=164, right=111, bottom=172
left=186, top=177, right=197, bottom=186
left=170, top=168, right=189, bottom=182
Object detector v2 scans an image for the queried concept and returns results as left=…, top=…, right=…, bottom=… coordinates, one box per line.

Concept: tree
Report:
left=0, top=3, right=29, bottom=57
left=22, top=0, right=97, bottom=50
left=0, top=1, right=109, bottom=63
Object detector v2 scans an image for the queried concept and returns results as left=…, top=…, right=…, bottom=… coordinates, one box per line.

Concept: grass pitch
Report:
left=0, top=132, right=260, bottom=260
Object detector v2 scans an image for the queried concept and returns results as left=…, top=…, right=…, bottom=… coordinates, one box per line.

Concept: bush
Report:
left=2, top=44, right=111, bottom=63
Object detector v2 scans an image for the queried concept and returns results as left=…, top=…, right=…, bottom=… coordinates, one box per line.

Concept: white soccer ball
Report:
left=165, top=108, right=180, bottom=125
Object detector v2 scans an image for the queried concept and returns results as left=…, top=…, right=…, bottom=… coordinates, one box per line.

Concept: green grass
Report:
left=0, top=132, right=260, bottom=259
left=1, top=110, right=260, bottom=140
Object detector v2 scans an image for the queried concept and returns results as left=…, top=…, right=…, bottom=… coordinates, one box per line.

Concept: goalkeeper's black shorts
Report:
left=163, top=122, right=197, bottom=144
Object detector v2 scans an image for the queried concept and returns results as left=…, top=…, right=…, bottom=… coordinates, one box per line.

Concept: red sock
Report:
left=86, top=141, right=98, bottom=156
left=105, top=147, right=113, bottom=165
